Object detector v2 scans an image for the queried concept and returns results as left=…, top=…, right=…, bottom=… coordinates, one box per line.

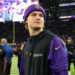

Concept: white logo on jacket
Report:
left=33, top=54, right=43, bottom=57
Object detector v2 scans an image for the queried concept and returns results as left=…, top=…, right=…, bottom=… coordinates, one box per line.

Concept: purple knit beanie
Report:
left=24, top=4, right=46, bottom=21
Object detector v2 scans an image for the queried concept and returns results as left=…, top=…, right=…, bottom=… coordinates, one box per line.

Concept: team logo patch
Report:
left=35, top=5, right=40, bottom=9
left=26, top=51, right=28, bottom=55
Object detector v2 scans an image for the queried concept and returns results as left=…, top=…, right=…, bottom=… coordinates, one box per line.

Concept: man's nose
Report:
left=36, top=15, right=40, bottom=19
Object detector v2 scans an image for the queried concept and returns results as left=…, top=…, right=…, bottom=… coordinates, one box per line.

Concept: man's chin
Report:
left=33, top=27, right=41, bottom=31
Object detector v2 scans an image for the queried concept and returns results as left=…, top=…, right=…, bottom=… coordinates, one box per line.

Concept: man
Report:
left=1, top=38, right=14, bottom=75
left=15, top=43, right=24, bottom=74
left=0, top=45, right=6, bottom=75
left=66, top=37, right=75, bottom=75
left=20, top=4, right=68, bottom=75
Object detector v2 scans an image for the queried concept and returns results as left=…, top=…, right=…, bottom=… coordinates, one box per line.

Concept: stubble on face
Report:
left=31, top=26, right=42, bottom=31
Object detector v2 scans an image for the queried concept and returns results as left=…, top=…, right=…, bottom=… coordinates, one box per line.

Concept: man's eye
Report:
left=39, top=14, right=44, bottom=17
left=31, top=13, right=36, bottom=16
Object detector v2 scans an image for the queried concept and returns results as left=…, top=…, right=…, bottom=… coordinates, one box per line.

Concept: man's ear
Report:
left=23, top=19, right=27, bottom=24
left=25, top=24, right=28, bottom=30
left=23, top=19, right=28, bottom=30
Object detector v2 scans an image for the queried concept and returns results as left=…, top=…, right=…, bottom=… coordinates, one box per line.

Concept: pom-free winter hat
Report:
left=24, top=4, right=46, bottom=21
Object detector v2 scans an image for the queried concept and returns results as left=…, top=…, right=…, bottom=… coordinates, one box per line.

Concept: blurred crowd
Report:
left=0, top=0, right=28, bottom=22
left=61, top=36, right=75, bottom=75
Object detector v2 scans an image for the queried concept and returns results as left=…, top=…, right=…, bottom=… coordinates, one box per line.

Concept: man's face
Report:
left=26, top=11, right=45, bottom=31
left=67, top=39, right=72, bottom=44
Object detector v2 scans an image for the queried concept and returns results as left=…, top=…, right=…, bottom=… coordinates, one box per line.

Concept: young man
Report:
left=66, top=37, right=75, bottom=75
left=1, top=38, right=14, bottom=75
left=20, top=4, right=68, bottom=75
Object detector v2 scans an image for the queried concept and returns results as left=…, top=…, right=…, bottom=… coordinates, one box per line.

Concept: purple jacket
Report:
left=48, top=36, right=68, bottom=72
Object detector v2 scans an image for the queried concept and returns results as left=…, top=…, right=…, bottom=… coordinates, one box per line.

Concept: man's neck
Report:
left=29, top=29, right=43, bottom=36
